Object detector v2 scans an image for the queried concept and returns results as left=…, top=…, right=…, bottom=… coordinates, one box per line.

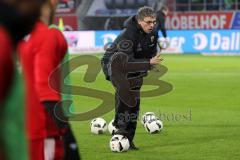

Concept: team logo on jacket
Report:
left=151, top=36, right=155, bottom=43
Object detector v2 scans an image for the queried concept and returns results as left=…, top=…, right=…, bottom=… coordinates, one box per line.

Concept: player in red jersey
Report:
left=19, top=20, right=62, bottom=160
left=18, top=0, right=80, bottom=159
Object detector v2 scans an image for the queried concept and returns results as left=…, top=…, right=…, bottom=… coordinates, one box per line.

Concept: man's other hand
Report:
left=150, top=54, right=163, bottom=65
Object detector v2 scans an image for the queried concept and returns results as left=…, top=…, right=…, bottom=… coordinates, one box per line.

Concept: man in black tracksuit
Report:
left=101, top=6, right=162, bottom=150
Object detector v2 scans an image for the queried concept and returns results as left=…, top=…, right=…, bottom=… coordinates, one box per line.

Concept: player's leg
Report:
left=128, top=98, right=140, bottom=150
left=114, top=92, right=131, bottom=138
left=114, top=95, right=140, bottom=150
left=127, top=77, right=143, bottom=150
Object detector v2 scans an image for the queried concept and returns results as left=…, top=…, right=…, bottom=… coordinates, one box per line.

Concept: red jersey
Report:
left=18, top=21, right=67, bottom=139
left=0, top=26, right=14, bottom=103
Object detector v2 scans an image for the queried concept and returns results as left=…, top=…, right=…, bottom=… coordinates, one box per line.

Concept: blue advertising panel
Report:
left=95, top=31, right=120, bottom=47
left=167, top=30, right=240, bottom=54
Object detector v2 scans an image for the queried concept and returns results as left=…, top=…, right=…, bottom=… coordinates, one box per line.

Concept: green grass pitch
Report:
left=69, top=54, right=240, bottom=160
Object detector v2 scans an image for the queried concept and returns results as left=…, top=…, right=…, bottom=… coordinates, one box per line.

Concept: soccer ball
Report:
left=108, top=119, right=118, bottom=135
left=109, top=134, right=130, bottom=152
left=158, top=39, right=170, bottom=49
left=141, top=112, right=156, bottom=125
left=90, top=118, right=107, bottom=134
left=144, top=118, right=163, bottom=134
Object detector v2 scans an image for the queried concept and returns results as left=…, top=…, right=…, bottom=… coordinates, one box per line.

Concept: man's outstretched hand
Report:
left=150, top=54, right=163, bottom=65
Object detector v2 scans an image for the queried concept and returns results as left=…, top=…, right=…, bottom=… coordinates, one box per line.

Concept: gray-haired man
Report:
left=101, top=6, right=162, bottom=150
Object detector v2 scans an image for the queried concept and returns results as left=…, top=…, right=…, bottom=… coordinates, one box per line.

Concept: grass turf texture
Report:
left=69, top=54, right=240, bottom=160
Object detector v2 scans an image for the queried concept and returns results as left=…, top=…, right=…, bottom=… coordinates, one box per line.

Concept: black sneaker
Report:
left=129, top=141, right=139, bottom=150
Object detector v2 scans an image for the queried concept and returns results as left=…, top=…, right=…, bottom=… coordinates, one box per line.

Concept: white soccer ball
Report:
left=108, top=119, right=118, bottom=135
left=90, top=118, right=107, bottom=134
left=109, top=134, right=130, bottom=152
left=144, top=118, right=163, bottom=134
left=141, top=112, right=156, bottom=125
left=158, top=39, right=170, bottom=49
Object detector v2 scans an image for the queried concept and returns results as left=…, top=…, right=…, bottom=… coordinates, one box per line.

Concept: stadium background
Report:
left=54, top=0, right=240, bottom=159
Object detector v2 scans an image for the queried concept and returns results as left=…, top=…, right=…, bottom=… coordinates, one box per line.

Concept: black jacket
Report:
left=101, top=15, right=158, bottom=80
left=156, top=10, right=167, bottom=38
